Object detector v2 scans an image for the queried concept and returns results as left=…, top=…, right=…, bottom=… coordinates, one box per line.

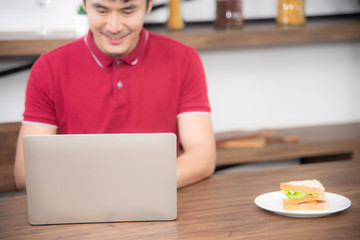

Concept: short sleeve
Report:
left=177, top=48, right=211, bottom=116
left=23, top=55, right=58, bottom=127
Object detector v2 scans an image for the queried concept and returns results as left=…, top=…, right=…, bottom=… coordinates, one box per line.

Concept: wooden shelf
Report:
left=216, top=122, right=360, bottom=167
left=1, top=15, right=360, bottom=57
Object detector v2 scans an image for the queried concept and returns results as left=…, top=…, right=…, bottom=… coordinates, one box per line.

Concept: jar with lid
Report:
left=277, top=0, right=306, bottom=26
left=215, top=0, right=243, bottom=28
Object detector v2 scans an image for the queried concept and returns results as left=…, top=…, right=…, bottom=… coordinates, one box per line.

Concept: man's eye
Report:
left=96, top=9, right=108, bottom=14
left=123, top=11, right=134, bottom=15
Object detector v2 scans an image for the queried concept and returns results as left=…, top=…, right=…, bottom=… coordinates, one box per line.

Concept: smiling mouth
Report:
left=108, top=35, right=125, bottom=40
left=103, top=32, right=129, bottom=44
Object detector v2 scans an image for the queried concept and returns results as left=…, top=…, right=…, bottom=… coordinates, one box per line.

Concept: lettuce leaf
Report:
left=281, top=189, right=317, bottom=199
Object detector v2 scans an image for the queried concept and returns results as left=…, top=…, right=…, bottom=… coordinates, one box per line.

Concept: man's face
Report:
left=84, top=0, right=153, bottom=58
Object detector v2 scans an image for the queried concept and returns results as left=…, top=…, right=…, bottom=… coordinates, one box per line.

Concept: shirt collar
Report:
left=84, top=28, right=149, bottom=68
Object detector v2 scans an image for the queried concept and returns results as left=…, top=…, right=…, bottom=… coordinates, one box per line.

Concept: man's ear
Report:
left=82, top=0, right=87, bottom=12
left=146, top=0, right=154, bottom=14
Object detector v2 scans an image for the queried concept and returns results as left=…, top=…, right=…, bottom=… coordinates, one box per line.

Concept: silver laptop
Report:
left=23, top=133, right=177, bottom=225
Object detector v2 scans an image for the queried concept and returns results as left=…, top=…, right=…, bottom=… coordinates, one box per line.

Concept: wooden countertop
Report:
left=0, top=160, right=359, bottom=239
left=216, top=122, right=360, bottom=167
left=1, top=15, right=359, bottom=57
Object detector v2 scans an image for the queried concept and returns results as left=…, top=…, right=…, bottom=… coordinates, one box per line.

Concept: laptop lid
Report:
left=23, top=133, right=177, bottom=225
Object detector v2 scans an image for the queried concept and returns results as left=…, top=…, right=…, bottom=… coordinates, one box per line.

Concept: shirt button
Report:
left=116, top=60, right=121, bottom=65
left=117, top=81, right=123, bottom=89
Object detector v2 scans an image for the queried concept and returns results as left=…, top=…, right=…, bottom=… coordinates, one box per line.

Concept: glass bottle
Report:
left=167, top=0, right=184, bottom=30
left=277, top=0, right=306, bottom=26
left=215, top=0, right=243, bottom=28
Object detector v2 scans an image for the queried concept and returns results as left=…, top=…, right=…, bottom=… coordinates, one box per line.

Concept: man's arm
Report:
left=14, top=123, right=57, bottom=191
left=176, top=114, right=216, bottom=188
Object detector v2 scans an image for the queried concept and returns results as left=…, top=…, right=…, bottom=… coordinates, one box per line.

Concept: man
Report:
left=14, top=0, right=216, bottom=190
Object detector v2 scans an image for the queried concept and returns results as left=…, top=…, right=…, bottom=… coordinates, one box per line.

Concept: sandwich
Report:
left=280, top=179, right=329, bottom=211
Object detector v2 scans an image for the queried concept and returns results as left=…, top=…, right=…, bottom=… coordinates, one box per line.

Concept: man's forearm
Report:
left=14, top=123, right=57, bottom=191
left=176, top=114, right=216, bottom=188
left=176, top=148, right=216, bottom=189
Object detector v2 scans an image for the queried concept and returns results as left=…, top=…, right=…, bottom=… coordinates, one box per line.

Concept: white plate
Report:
left=254, top=191, right=351, bottom=218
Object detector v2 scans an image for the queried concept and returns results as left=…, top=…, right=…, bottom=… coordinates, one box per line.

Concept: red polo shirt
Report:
left=23, top=29, right=210, bottom=139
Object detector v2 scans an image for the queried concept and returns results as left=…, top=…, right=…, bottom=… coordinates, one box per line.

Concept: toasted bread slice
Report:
left=283, top=200, right=329, bottom=211
left=283, top=194, right=327, bottom=205
left=280, top=179, right=325, bottom=196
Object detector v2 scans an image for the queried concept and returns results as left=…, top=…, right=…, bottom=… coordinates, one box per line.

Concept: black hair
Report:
left=83, top=0, right=150, bottom=10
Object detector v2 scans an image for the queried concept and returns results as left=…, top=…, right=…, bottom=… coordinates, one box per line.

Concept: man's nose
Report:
left=107, top=12, right=124, bottom=33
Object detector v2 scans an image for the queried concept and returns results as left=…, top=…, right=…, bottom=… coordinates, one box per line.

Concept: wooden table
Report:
left=0, top=160, right=359, bottom=239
